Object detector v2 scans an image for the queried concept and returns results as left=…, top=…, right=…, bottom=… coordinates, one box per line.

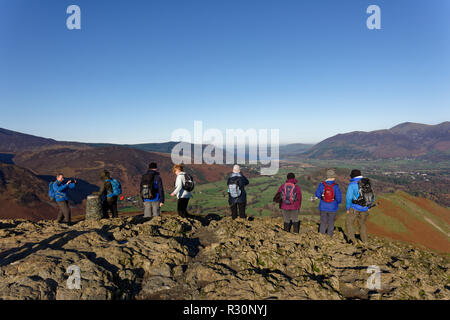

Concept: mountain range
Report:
left=302, top=122, right=450, bottom=160
left=2, top=121, right=448, bottom=161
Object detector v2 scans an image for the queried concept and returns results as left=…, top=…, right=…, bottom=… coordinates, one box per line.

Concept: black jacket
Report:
left=140, top=170, right=165, bottom=203
left=227, top=173, right=249, bottom=204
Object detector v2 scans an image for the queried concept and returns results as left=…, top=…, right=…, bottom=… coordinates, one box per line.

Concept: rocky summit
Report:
left=0, top=215, right=448, bottom=300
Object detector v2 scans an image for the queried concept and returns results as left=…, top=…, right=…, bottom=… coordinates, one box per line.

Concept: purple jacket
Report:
left=277, top=178, right=302, bottom=211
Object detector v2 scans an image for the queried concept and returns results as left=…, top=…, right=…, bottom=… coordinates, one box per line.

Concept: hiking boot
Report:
left=283, top=222, right=292, bottom=232
left=292, top=221, right=300, bottom=233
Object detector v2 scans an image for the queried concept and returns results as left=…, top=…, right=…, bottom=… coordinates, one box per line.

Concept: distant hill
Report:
left=0, top=128, right=85, bottom=153
left=302, top=122, right=450, bottom=160
left=13, top=146, right=233, bottom=197
left=279, top=143, right=314, bottom=159
left=0, top=163, right=58, bottom=221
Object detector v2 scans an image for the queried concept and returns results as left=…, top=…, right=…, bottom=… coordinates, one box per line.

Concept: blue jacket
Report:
left=346, top=176, right=369, bottom=212
left=227, top=172, right=249, bottom=204
left=315, top=180, right=342, bottom=212
left=52, top=181, right=75, bottom=202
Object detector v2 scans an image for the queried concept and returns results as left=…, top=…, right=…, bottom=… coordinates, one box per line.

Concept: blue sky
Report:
left=0, top=0, right=449, bottom=144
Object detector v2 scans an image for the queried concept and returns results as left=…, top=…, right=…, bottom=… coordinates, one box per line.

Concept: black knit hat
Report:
left=149, top=162, right=157, bottom=169
left=350, top=169, right=362, bottom=178
left=287, top=172, right=295, bottom=180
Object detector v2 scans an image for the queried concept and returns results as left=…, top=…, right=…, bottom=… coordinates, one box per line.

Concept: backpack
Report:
left=281, top=182, right=297, bottom=205
left=321, top=181, right=336, bottom=203
left=182, top=173, right=194, bottom=192
left=48, top=181, right=56, bottom=200
left=352, top=178, right=375, bottom=208
left=107, top=178, right=122, bottom=198
left=228, top=177, right=241, bottom=198
left=141, top=172, right=157, bottom=199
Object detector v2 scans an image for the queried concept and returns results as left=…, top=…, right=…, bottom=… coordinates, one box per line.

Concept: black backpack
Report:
left=182, top=173, right=195, bottom=192
left=352, top=178, right=375, bottom=208
left=141, top=172, right=157, bottom=199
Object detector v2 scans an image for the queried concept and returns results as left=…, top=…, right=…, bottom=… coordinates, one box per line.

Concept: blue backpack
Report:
left=107, top=178, right=122, bottom=198
left=48, top=181, right=56, bottom=200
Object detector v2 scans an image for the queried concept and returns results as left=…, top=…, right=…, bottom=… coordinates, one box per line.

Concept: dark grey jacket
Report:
left=227, top=172, right=249, bottom=204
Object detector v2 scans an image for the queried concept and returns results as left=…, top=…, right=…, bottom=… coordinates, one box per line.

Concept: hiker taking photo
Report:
left=345, top=169, right=375, bottom=245
left=140, top=162, right=165, bottom=218
left=314, top=169, right=342, bottom=237
left=48, top=173, right=76, bottom=225
left=99, top=170, right=122, bottom=218
left=170, top=164, right=194, bottom=218
left=276, top=172, right=302, bottom=233
left=227, top=164, right=250, bottom=220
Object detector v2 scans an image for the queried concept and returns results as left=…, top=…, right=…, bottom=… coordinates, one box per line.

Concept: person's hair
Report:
left=149, top=162, right=157, bottom=169
left=287, top=172, right=295, bottom=180
left=56, top=173, right=64, bottom=178
left=173, top=164, right=183, bottom=173
left=350, top=169, right=362, bottom=178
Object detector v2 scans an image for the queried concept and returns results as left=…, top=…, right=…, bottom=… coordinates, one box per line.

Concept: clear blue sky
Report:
left=1, top=0, right=449, bottom=144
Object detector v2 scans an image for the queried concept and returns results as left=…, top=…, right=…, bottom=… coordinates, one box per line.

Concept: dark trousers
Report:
left=230, top=202, right=246, bottom=219
left=319, top=211, right=336, bottom=236
left=102, top=197, right=118, bottom=218
left=57, top=200, right=71, bottom=223
left=177, top=198, right=190, bottom=217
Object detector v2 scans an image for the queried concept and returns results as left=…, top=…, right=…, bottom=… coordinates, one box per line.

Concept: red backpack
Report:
left=322, top=181, right=336, bottom=202
left=282, top=182, right=297, bottom=205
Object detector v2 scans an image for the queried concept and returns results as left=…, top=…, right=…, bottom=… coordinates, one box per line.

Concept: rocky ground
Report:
left=0, top=214, right=448, bottom=300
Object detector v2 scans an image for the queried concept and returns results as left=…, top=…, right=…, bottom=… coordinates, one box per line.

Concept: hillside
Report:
left=302, top=122, right=450, bottom=160
left=0, top=215, right=448, bottom=300
left=356, top=191, right=450, bottom=253
left=13, top=146, right=234, bottom=196
left=0, top=128, right=85, bottom=153
left=0, top=163, right=58, bottom=221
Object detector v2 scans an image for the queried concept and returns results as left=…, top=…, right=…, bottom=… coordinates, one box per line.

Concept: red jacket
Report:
left=277, top=178, right=302, bottom=210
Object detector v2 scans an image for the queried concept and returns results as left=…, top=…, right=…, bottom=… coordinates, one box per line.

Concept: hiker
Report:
left=50, top=173, right=76, bottom=225
left=170, top=164, right=193, bottom=218
left=345, top=169, right=372, bottom=244
left=227, top=164, right=250, bottom=220
left=99, top=170, right=121, bottom=218
left=277, top=172, right=302, bottom=232
left=140, top=162, right=165, bottom=218
left=314, top=169, right=342, bottom=236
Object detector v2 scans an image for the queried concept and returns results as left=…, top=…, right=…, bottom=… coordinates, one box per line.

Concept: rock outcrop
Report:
left=0, top=215, right=448, bottom=300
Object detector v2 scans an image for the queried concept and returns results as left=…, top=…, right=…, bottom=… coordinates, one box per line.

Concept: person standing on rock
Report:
left=315, top=169, right=342, bottom=237
left=51, top=173, right=76, bottom=225
left=277, top=172, right=302, bottom=232
left=227, top=164, right=250, bottom=220
left=99, top=170, right=119, bottom=218
left=170, top=164, right=192, bottom=218
left=345, top=169, right=370, bottom=244
left=140, top=162, right=165, bottom=218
